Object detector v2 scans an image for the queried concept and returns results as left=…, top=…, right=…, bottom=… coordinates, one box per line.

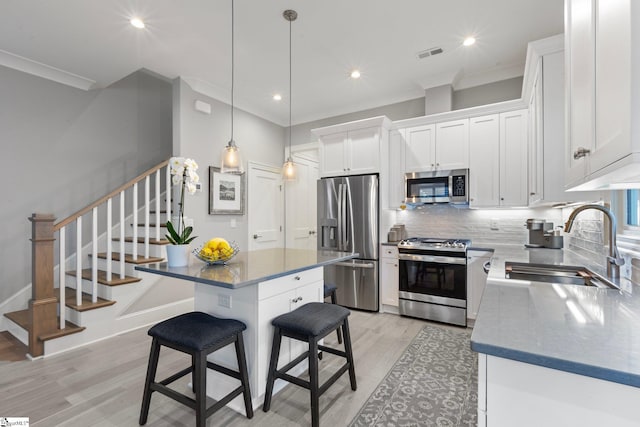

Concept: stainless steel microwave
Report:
left=404, top=169, right=469, bottom=204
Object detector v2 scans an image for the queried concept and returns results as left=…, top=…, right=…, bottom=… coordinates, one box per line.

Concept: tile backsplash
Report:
left=394, top=205, right=563, bottom=246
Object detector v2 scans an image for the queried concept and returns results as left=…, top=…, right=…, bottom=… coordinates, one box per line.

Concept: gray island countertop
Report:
left=471, top=244, right=640, bottom=388
left=135, top=248, right=358, bottom=289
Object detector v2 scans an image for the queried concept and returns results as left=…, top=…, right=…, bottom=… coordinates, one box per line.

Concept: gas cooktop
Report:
left=397, top=237, right=471, bottom=252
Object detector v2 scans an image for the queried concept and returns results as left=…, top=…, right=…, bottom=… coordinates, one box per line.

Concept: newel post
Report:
left=28, top=213, right=58, bottom=357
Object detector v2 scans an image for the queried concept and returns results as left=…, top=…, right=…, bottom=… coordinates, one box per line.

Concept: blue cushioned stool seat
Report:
left=263, top=302, right=357, bottom=427
left=139, top=311, right=253, bottom=427
left=148, top=311, right=246, bottom=351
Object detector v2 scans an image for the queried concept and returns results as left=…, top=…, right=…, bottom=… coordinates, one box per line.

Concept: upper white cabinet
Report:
left=403, top=120, right=469, bottom=172
left=565, top=0, right=640, bottom=190
left=314, top=117, right=391, bottom=178
left=435, top=119, right=469, bottom=170
left=469, top=110, right=528, bottom=208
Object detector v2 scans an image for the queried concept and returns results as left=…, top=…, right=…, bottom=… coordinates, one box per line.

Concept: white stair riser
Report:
left=133, top=225, right=168, bottom=238
left=4, top=316, right=28, bottom=345
left=114, top=241, right=166, bottom=258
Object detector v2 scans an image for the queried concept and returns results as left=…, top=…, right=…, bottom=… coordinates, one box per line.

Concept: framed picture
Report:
left=209, top=167, right=245, bottom=215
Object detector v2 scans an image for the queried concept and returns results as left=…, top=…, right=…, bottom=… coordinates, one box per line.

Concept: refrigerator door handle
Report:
left=334, top=261, right=375, bottom=269
left=345, top=181, right=354, bottom=250
left=337, top=183, right=343, bottom=251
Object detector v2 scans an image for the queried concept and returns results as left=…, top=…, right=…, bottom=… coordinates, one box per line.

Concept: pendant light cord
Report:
left=230, top=0, right=235, bottom=143
left=288, top=14, right=292, bottom=158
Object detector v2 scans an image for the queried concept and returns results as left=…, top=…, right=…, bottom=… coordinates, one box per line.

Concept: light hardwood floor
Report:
left=0, top=311, right=433, bottom=426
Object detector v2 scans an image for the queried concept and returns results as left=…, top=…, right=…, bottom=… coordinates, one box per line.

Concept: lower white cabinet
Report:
left=466, top=250, right=492, bottom=320
left=379, top=245, right=399, bottom=312
left=478, top=354, right=640, bottom=427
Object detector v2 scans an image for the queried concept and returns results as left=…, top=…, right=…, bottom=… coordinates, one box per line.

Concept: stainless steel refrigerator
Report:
left=317, top=174, right=378, bottom=311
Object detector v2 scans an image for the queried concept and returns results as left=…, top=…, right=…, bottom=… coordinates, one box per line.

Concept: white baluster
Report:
left=92, top=207, right=98, bottom=303
left=106, top=198, right=112, bottom=282
left=76, top=217, right=82, bottom=307
left=155, top=170, right=161, bottom=241
left=59, top=227, right=66, bottom=330
left=144, top=175, right=150, bottom=259
left=119, top=191, right=125, bottom=279
left=133, top=184, right=138, bottom=261
left=166, top=164, right=171, bottom=230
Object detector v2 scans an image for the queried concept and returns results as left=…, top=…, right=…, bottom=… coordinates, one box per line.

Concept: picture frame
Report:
left=209, top=167, right=245, bottom=215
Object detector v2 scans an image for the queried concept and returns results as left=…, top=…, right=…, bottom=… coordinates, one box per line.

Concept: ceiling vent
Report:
left=417, top=47, right=444, bottom=59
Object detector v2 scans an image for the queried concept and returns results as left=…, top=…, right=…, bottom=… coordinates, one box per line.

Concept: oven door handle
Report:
left=398, top=253, right=467, bottom=265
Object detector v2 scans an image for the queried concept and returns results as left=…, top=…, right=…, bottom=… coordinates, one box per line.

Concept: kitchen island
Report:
left=136, top=248, right=359, bottom=413
left=470, top=245, right=640, bottom=427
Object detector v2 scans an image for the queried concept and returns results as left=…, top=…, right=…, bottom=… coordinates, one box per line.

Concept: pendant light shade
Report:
left=281, top=9, right=297, bottom=181
left=221, top=0, right=244, bottom=174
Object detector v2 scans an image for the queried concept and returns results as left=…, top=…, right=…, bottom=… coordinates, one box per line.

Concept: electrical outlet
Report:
left=490, top=219, right=499, bottom=230
left=218, top=294, right=231, bottom=309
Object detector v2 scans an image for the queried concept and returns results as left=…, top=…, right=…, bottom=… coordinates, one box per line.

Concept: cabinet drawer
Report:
left=381, top=245, right=399, bottom=259
left=259, top=267, right=324, bottom=300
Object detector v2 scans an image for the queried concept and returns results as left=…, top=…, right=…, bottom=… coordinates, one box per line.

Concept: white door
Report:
left=404, top=124, right=435, bottom=172
left=435, top=119, right=469, bottom=170
left=319, top=132, right=346, bottom=177
left=469, top=114, right=500, bottom=208
left=347, top=127, right=380, bottom=175
left=499, top=110, right=528, bottom=207
left=286, top=155, right=319, bottom=250
left=248, top=162, right=284, bottom=250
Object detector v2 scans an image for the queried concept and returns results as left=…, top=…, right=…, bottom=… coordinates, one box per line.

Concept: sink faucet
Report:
left=564, top=204, right=624, bottom=278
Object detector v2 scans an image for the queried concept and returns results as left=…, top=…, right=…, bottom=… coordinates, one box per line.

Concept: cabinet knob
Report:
left=501, top=197, right=504, bottom=201
left=469, top=198, right=474, bottom=202
left=530, top=192, right=536, bottom=196
left=294, top=276, right=301, bottom=281
left=431, top=163, right=435, bottom=167
left=253, top=234, right=262, bottom=239
left=573, top=147, right=591, bottom=159
left=394, top=264, right=398, bottom=267
left=309, top=230, right=316, bottom=235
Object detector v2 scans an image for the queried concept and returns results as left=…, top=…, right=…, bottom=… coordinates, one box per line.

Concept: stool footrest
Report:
left=317, top=344, right=346, bottom=358
left=207, top=361, right=242, bottom=381
left=159, top=366, right=192, bottom=386
left=205, top=386, right=245, bottom=418
left=319, top=363, right=350, bottom=396
left=151, top=383, right=196, bottom=409
left=278, top=350, right=309, bottom=374
left=277, top=372, right=310, bottom=389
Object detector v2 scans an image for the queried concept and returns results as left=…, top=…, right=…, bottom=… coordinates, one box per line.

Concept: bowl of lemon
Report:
left=193, top=238, right=239, bottom=265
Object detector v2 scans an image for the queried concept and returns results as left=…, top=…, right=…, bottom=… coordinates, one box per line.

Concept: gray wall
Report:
left=453, top=77, right=523, bottom=110
left=0, top=66, right=173, bottom=303
left=292, top=77, right=524, bottom=145
left=173, top=78, right=285, bottom=250
left=291, top=98, right=425, bottom=145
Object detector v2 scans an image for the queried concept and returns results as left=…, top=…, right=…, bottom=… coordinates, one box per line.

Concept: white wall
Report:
left=172, top=78, right=285, bottom=250
left=0, top=66, right=172, bottom=304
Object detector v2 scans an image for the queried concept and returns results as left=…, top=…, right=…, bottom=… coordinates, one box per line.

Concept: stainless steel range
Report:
left=397, top=237, right=470, bottom=326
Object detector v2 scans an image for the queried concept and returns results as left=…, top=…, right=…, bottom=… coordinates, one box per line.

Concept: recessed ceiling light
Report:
left=130, top=17, right=145, bottom=29
left=273, top=94, right=282, bottom=101
left=350, top=70, right=361, bottom=79
left=463, top=36, right=476, bottom=47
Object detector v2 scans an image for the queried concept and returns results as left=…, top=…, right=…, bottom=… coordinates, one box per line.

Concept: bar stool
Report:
left=323, top=283, right=342, bottom=344
left=139, top=311, right=253, bottom=427
left=263, top=302, right=357, bottom=427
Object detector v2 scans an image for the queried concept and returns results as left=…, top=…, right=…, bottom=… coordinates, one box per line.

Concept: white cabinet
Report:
left=314, top=117, right=392, bottom=178
left=565, top=0, right=640, bottom=190
left=318, top=127, right=380, bottom=177
left=401, top=119, right=469, bottom=173
left=435, top=119, right=469, bottom=170
left=478, top=354, right=640, bottom=427
left=388, top=128, right=406, bottom=208
left=499, top=110, right=528, bottom=207
left=469, top=115, right=500, bottom=208
left=466, top=250, right=492, bottom=320
left=404, top=124, right=435, bottom=172
left=469, top=110, right=528, bottom=208
left=379, top=245, right=399, bottom=312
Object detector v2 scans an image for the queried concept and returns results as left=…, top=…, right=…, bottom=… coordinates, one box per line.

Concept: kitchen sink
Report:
left=504, top=261, right=618, bottom=289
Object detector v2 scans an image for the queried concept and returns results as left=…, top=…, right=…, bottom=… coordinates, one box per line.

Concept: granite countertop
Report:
left=135, top=248, right=358, bottom=289
left=470, top=244, right=640, bottom=388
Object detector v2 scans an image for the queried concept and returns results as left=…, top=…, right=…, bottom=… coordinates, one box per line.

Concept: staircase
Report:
left=3, top=160, right=194, bottom=358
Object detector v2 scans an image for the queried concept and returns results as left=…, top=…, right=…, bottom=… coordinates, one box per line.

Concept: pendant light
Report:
left=221, top=0, right=243, bottom=174
left=282, top=9, right=297, bottom=181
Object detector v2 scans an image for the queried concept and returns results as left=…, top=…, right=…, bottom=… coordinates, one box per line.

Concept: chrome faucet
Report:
left=564, top=204, right=625, bottom=278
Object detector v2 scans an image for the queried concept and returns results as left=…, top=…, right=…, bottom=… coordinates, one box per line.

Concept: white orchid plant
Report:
left=166, top=157, right=199, bottom=245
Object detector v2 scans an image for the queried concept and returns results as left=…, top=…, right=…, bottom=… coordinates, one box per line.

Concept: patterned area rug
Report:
left=349, top=324, right=477, bottom=427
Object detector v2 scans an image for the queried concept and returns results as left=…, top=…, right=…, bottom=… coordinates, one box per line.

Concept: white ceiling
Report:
left=0, top=0, right=563, bottom=126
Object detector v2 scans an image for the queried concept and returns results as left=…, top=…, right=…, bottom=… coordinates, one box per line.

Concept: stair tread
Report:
left=66, top=269, right=141, bottom=286
left=93, top=252, right=164, bottom=264
left=113, top=237, right=170, bottom=245
left=56, top=287, right=116, bottom=312
left=4, top=309, right=85, bottom=341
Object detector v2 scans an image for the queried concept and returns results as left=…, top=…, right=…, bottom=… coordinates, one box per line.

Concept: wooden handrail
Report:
left=54, top=160, right=170, bottom=231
